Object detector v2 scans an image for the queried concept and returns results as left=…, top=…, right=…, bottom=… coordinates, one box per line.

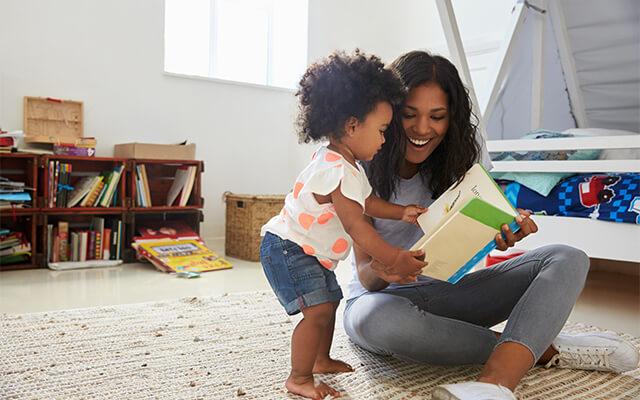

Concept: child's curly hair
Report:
left=295, top=49, right=405, bottom=144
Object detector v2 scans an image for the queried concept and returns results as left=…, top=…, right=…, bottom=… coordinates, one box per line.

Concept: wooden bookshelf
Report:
left=0, top=154, right=38, bottom=270
left=0, top=154, right=204, bottom=270
left=0, top=213, right=37, bottom=270
left=129, top=159, right=204, bottom=211
left=40, top=155, right=127, bottom=211
left=0, top=153, right=38, bottom=213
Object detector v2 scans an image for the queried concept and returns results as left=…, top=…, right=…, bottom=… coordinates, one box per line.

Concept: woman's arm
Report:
left=351, top=215, right=424, bottom=292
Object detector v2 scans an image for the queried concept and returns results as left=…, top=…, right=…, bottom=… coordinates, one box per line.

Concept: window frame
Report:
left=161, top=0, right=306, bottom=93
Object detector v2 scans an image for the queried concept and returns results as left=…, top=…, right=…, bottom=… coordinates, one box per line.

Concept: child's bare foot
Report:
left=286, top=374, right=341, bottom=399
left=313, top=357, right=354, bottom=374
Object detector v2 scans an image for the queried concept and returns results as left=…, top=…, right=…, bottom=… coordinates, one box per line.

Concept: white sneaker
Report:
left=545, top=332, right=640, bottom=373
left=432, top=382, right=516, bottom=400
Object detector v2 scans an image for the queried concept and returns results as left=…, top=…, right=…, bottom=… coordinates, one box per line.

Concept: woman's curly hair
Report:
left=295, top=49, right=405, bottom=143
left=368, top=51, right=481, bottom=200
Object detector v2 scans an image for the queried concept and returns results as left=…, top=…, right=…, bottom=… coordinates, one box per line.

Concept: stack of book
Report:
left=0, top=129, right=24, bottom=153
left=0, top=133, right=13, bottom=153
left=166, top=165, right=197, bottom=206
left=132, top=221, right=232, bottom=273
left=50, top=162, right=123, bottom=208
left=0, top=229, right=31, bottom=265
left=47, top=217, right=123, bottom=265
left=0, top=177, right=33, bottom=209
left=53, top=137, right=96, bottom=157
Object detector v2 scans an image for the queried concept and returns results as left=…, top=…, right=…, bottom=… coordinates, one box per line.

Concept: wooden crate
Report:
left=224, top=193, right=285, bottom=261
left=23, top=96, right=83, bottom=143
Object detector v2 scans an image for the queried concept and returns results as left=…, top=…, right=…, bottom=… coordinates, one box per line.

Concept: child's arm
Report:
left=331, top=187, right=426, bottom=271
left=364, top=194, right=427, bottom=224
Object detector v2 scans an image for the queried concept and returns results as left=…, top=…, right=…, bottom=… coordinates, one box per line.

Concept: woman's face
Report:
left=400, top=82, right=449, bottom=167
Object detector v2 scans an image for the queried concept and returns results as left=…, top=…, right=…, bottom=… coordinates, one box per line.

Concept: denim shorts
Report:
left=260, top=232, right=343, bottom=315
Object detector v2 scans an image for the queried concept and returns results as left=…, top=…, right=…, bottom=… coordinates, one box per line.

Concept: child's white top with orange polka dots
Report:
left=261, top=146, right=372, bottom=271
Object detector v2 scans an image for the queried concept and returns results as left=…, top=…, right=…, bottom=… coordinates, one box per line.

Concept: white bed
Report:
left=436, top=0, right=640, bottom=264
left=488, top=134, right=640, bottom=263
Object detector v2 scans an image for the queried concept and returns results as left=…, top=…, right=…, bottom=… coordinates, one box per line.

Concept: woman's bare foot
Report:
left=285, top=375, right=341, bottom=399
left=313, top=357, right=354, bottom=374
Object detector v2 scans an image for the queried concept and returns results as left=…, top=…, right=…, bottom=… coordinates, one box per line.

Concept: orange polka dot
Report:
left=332, top=238, right=349, bottom=254
left=302, top=245, right=316, bottom=255
left=317, top=212, right=334, bottom=225
left=298, top=213, right=315, bottom=230
left=293, top=182, right=304, bottom=199
left=319, top=259, right=333, bottom=269
left=325, top=152, right=341, bottom=162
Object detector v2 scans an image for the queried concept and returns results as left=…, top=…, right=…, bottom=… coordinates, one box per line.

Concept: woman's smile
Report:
left=406, top=136, right=432, bottom=147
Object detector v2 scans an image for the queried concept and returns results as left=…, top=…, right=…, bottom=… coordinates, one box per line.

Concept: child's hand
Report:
left=402, top=205, right=428, bottom=225
left=389, top=249, right=427, bottom=280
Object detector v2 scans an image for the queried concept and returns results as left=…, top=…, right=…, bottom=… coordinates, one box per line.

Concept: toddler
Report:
left=260, top=50, right=427, bottom=399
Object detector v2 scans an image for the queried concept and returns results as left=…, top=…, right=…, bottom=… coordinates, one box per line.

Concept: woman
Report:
left=343, top=51, right=639, bottom=400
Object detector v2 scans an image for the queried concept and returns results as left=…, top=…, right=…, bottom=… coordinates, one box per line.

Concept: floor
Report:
left=1, top=239, right=638, bottom=336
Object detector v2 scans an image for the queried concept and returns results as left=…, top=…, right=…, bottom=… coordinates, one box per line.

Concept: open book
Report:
left=411, top=163, right=521, bottom=283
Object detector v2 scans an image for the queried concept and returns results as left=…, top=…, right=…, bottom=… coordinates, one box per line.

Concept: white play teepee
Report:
left=437, top=0, right=640, bottom=141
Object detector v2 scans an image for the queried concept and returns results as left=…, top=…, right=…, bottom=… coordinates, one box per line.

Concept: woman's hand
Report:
left=368, top=256, right=423, bottom=284
left=401, top=205, right=428, bottom=225
left=494, top=209, right=539, bottom=251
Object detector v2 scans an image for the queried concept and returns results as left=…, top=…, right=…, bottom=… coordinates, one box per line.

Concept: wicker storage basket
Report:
left=224, top=193, right=286, bottom=261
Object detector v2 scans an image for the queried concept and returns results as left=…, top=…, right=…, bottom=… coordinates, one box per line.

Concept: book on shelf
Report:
left=134, top=220, right=201, bottom=242
left=0, top=129, right=23, bottom=153
left=47, top=217, right=123, bottom=268
left=53, top=137, right=97, bottom=157
left=166, top=165, right=197, bottom=206
left=410, top=163, right=521, bottom=283
left=51, top=163, right=123, bottom=208
left=0, top=176, right=34, bottom=209
left=132, top=221, right=231, bottom=273
left=135, top=164, right=153, bottom=207
left=0, top=231, right=31, bottom=265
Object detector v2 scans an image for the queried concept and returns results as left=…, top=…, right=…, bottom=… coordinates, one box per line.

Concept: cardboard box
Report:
left=23, top=97, right=84, bottom=143
left=114, top=143, right=196, bottom=160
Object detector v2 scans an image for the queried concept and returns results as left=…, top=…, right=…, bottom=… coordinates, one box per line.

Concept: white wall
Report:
left=0, top=0, right=515, bottom=239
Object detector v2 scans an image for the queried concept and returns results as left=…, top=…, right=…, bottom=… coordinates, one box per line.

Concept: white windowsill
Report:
left=163, top=71, right=297, bottom=94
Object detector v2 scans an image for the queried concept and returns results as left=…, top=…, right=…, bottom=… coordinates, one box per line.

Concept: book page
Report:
left=416, top=212, right=499, bottom=281
left=417, top=164, right=516, bottom=237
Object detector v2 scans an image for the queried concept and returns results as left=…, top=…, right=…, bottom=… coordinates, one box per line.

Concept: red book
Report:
left=102, top=228, right=111, bottom=260
left=58, top=222, right=69, bottom=262
left=134, top=221, right=199, bottom=242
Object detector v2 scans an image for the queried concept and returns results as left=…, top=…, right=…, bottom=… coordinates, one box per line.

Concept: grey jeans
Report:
left=343, top=245, right=590, bottom=365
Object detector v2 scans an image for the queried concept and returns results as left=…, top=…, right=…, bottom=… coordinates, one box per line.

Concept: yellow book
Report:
left=136, top=239, right=232, bottom=273
left=80, top=178, right=104, bottom=207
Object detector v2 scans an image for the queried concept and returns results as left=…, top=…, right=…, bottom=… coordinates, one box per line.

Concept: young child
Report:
left=260, top=50, right=428, bottom=400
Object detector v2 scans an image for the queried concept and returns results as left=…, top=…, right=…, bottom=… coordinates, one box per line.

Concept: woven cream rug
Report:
left=1, top=291, right=639, bottom=400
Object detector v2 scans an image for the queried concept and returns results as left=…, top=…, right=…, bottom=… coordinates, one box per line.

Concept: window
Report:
left=164, top=0, right=308, bottom=90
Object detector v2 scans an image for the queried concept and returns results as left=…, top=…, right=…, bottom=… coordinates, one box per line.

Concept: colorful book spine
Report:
left=95, top=232, right=102, bottom=260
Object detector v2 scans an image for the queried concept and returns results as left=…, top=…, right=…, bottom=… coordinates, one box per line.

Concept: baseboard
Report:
left=589, top=258, right=640, bottom=276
